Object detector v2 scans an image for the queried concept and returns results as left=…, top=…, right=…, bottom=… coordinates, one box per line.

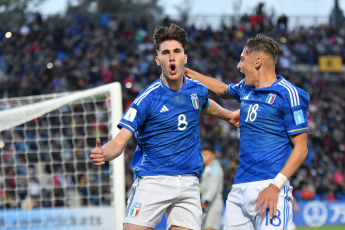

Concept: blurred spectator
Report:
left=277, top=14, right=288, bottom=33
left=0, top=11, right=344, bottom=210
left=201, top=146, right=224, bottom=230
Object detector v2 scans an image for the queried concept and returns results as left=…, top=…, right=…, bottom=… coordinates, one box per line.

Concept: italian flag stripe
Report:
left=131, top=209, right=139, bottom=216
left=266, top=96, right=274, bottom=103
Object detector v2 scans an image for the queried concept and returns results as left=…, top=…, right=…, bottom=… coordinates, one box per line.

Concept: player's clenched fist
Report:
left=90, top=138, right=105, bottom=166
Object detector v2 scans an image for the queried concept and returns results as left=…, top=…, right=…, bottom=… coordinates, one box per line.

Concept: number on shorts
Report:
left=265, top=209, right=281, bottom=227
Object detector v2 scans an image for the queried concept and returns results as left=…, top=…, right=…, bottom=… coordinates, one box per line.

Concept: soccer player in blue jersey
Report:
left=90, top=24, right=239, bottom=230
left=185, top=34, right=309, bottom=230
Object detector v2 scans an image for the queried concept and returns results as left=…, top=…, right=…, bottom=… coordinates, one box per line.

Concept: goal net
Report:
left=0, top=82, right=125, bottom=230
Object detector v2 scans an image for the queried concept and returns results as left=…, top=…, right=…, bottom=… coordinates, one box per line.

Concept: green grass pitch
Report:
left=298, top=226, right=345, bottom=230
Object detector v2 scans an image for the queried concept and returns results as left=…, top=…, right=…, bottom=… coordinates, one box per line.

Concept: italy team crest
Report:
left=265, top=93, right=276, bottom=104
left=191, top=93, right=199, bottom=109
left=130, top=202, right=142, bottom=217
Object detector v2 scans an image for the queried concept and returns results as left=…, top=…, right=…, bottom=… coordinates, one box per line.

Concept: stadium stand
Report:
left=0, top=10, right=344, bottom=211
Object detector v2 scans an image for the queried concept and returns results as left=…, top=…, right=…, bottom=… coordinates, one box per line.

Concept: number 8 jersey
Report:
left=228, top=76, right=310, bottom=184
left=118, top=77, right=209, bottom=179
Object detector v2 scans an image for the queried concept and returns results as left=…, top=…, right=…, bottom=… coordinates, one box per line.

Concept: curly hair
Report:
left=153, top=23, right=188, bottom=53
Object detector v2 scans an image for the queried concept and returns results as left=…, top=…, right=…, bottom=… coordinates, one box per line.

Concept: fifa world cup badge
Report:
left=294, top=109, right=305, bottom=125
left=191, top=93, right=199, bottom=109
left=130, top=202, right=142, bottom=217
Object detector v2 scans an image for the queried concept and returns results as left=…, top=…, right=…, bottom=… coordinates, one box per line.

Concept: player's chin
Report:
left=167, top=73, right=179, bottom=80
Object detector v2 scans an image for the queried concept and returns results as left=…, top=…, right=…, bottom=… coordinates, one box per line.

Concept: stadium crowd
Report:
left=0, top=10, right=345, bottom=209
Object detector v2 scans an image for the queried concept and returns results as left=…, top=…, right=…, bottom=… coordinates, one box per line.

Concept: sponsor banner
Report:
left=157, top=201, right=345, bottom=229
left=15, top=201, right=338, bottom=229
left=319, top=56, right=342, bottom=72
left=294, top=200, right=345, bottom=227
left=0, top=207, right=115, bottom=230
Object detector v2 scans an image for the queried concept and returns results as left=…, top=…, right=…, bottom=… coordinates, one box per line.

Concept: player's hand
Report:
left=293, top=200, right=300, bottom=212
left=184, top=67, right=190, bottom=78
left=90, top=138, right=105, bottom=166
left=255, top=183, right=280, bottom=220
left=229, top=109, right=240, bottom=128
left=201, top=201, right=209, bottom=212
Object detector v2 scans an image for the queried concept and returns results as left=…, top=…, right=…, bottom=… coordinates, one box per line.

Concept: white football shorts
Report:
left=124, top=174, right=202, bottom=230
left=223, top=179, right=293, bottom=230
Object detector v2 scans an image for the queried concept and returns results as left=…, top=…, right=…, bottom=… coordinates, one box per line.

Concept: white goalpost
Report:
left=0, top=82, right=125, bottom=230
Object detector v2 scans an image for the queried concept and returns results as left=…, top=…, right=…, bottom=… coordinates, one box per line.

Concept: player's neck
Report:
left=257, top=71, right=277, bottom=89
left=161, top=74, right=184, bottom=91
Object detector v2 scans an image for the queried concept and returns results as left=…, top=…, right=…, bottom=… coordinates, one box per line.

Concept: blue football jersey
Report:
left=227, top=76, right=309, bottom=184
left=118, top=77, right=209, bottom=179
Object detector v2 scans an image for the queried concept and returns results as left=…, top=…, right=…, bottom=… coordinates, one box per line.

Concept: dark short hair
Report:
left=243, top=34, right=280, bottom=63
left=153, top=23, right=188, bottom=53
left=201, top=146, right=215, bottom=154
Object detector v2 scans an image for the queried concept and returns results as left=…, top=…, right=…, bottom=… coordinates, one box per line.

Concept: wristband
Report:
left=271, top=173, right=288, bottom=190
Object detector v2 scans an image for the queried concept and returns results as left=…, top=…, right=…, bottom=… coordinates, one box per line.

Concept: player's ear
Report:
left=184, top=54, right=188, bottom=64
left=255, top=57, right=262, bottom=67
left=155, top=56, right=160, bottom=66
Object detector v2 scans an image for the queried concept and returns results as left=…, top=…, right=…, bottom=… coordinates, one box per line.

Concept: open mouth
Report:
left=169, top=64, right=177, bottom=75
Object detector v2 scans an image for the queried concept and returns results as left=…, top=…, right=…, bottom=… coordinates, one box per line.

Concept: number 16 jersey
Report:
left=118, top=77, right=209, bottom=179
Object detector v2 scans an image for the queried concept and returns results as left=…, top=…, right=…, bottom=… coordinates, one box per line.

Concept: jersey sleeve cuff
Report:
left=227, top=84, right=232, bottom=96
left=227, top=84, right=240, bottom=102
left=202, top=99, right=210, bottom=110
left=287, top=127, right=309, bottom=136
left=117, top=122, right=136, bottom=135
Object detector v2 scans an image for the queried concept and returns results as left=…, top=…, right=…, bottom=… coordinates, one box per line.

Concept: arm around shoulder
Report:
left=201, top=99, right=240, bottom=127
left=185, top=67, right=231, bottom=99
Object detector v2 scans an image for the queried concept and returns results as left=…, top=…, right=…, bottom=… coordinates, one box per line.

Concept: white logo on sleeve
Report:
left=124, top=108, right=137, bottom=122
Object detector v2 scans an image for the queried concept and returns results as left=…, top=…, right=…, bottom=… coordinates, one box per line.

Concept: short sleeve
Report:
left=201, top=86, right=210, bottom=110
left=284, top=89, right=310, bottom=136
left=227, top=79, right=246, bottom=102
left=117, top=95, right=149, bottom=136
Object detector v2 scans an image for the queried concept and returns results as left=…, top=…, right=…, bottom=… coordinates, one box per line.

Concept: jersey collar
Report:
left=272, top=75, right=284, bottom=86
left=160, top=76, right=187, bottom=93
left=254, top=75, right=284, bottom=91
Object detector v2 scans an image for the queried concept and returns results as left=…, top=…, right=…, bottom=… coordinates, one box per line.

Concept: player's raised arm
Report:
left=201, top=99, right=240, bottom=128
left=90, top=128, right=133, bottom=165
left=185, top=67, right=231, bottom=99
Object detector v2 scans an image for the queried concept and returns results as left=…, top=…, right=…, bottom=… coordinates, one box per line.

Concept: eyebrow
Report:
left=161, top=48, right=182, bottom=53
